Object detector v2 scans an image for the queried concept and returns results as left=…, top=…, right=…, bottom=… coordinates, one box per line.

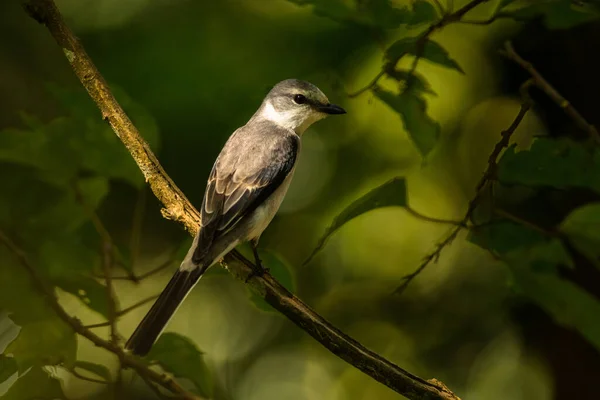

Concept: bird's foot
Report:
left=245, top=261, right=270, bottom=283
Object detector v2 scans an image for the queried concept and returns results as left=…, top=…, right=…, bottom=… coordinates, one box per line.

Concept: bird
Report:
left=125, top=79, right=346, bottom=356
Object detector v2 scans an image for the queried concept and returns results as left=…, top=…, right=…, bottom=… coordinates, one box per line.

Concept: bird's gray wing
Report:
left=192, top=128, right=299, bottom=265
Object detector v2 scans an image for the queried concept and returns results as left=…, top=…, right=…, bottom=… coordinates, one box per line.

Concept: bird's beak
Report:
left=317, top=103, right=346, bottom=115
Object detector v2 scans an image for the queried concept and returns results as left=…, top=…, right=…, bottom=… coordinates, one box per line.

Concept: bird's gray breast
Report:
left=245, top=165, right=296, bottom=240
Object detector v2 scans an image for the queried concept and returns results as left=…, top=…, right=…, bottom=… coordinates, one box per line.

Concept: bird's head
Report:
left=259, top=79, right=346, bottom=134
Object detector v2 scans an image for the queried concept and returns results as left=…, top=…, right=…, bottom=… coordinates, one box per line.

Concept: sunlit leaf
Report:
left=560, top=203, right=600, bottom=269
left=506, top=241, right=600, bottom=352
left=1, top=366, right=65, bottom=400
left=373, top=87, right=440, bottom=156
left=146, top=332, right=212, bottom=397
left=304, top=178, right=407, bottom=264
left=0, top=354, right=17, bottom=384
left=498, top=138, right=600, bottom=194
left=385, top=38, right=464, bottom=73
left=248, top=250, right=295, bottom=311
left=74, top=360, right=111, bottom=382
left=500, top=0, right=600, bottom=29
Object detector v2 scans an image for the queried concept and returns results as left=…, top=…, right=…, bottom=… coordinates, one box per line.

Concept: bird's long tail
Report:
left=125, top=264, right=207, bottom=356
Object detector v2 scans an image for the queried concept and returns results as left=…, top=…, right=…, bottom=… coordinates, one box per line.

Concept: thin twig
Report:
left=21, top=1, right=460, bottom=399
left=101, top=240, right=120, bottom=344
left=130, top=188, right=147, bottom=272
left=394, top=83, right=532, bottom=295
left=97, top=256, right=176, bottom=281
left=348, top=0, right=490, bottom=97
left=72, top=182, right=136, bottom=281
left=0, top=229, right=201, bottom=400
left=137, top=372, right=175, bottom=400
left=85, top=294, right=160, bottom=329
left=405, top=206, right=466, bottom=227
left=501, top=41, right=600, bottom=144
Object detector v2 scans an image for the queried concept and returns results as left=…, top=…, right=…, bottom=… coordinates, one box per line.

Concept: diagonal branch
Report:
left=394, top=81, right=533, bottom=295
left=21, top=0, right=460, bottom=399
left=500, top=41, right=600, bottom=144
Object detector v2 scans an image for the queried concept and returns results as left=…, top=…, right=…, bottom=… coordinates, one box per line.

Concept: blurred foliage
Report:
left=1, top=0, right=600, bottom=399
left=146, top=333, right=213, bottom=397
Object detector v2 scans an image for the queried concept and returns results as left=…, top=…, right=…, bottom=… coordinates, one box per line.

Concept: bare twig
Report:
left=405, top=206, right=466, bottom=227
left=394, top=83, right=532, bottom=295
left=0, top=229, right=201, bottom=400
left=97, top=253, right=176, bottom=281
left=21, top=1, right=460, bottom=399
left=500, top=41, right=600, bottom=144
left=73, top=182, right=136, bottom=281
left=101, top=240, right=120, bottom=344
left=130, top=188, right=147, bottom=272
left=348, top=0, right=490, bottom=97
left=85, top=294, right=160, bottom=329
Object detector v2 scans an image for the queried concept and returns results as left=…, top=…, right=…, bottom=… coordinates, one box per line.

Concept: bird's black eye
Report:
left=293, top=94, right=306, bottom=104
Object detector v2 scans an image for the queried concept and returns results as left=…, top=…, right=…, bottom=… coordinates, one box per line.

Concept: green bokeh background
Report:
left=1, top=0, right=599, bottom=399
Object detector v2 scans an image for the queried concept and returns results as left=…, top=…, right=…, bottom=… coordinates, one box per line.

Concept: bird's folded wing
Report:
left=192, top=129, right=298, bottom=264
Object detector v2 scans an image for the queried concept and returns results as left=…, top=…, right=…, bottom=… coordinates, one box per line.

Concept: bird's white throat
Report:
left=261, top=100, right=325, bottom=135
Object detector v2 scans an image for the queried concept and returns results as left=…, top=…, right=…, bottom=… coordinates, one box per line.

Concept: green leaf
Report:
left=468, top=220, right=547, bottom=256
left=304, top=178, right=407, bottom=264
left=56, top=277, right=110, bottom=319
left=386, top=69, right=436, bottom=95
left=248, top=251, right=296, bottom=312
left=5, top=318, right=76, bottom=373
left=373, top=87, right=440, bottom=156
left=500, top=0, right=600, bottom=29
left=36, top=233, right=109, bottom=318
left=47, top=85, right=160, bottom=188
left=0, top=247, right=55, bottom=324
left=359, top=0, right=412, bottom=28
left=146, top=333, right=212, bottom=398
left=408, top=0, right=439, bottom=26
left=560, top=203, right=600, bottom=269
left=506, top=241, right=600, bottom=352
left=0, top=355, right=17, bottom=384
left=498, top=138, right=600, bottom=194
left=421, top=40, right=464, bottom=73
left=385, top=38, right=464, bottom=73
left=74, top=361, right=111, bottom=382
left=1, top=366, right=65, bottom=400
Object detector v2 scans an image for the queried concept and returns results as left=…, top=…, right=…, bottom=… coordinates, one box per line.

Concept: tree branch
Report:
left=85, top=294, right=160, bottom=329
left=500, top=41, right=600, bottom=144
left=394, top=81, right=533, bottom=295
left=21, top=0, right=460, bottom=399
left=0, top=229, right=201, bottom=400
